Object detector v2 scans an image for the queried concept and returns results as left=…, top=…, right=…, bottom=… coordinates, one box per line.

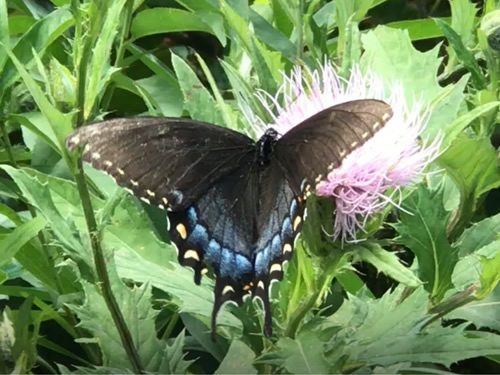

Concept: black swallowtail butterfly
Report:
left=66, top=99, right=392, bottom=338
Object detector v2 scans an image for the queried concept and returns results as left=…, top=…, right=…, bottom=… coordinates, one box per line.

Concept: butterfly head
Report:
left=257, top=128, right=279, bottom=166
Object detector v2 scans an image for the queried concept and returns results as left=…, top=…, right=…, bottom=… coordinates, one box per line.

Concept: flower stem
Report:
left=71, top=3, right=144, bottom=371
left=73, top=159, right=144, bottom=374
left=101, top=0, right=134, bottom=112
left=296, top=0, right=304, bottom=60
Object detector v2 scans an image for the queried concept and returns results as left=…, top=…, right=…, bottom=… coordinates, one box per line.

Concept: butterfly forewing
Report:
left=275, top=99, right=393, bottom=193
left=66, top=117, right=255, bottom=210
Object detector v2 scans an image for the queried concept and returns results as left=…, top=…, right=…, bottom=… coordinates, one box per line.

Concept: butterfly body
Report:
left=66, top=99, right=393, bottom=338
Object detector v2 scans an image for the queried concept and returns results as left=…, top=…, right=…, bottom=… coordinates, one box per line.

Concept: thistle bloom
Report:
left=244, top=63, right=441, bottom=241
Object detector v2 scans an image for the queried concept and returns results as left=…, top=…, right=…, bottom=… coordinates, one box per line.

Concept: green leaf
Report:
left=457, top=212, right=500, bottom=257
left=0, top=0, right=8, bottom=72
left=443, top=101, right=500, bottom=145
left=438, top=137, right=500, bottom=236
left=425, top=74, right=469, bottom=140
left=355, top=326, right=500, bottom=367
left=387, top=18, right=447, bottom=41
left=134, top=75, right=183, bottom=117
left=0, top=7, right=73, bottom=92
left=248, top=8, right=296, bottom=62
left=215, top=340, right=256, bottom=375
left=0, top=216, right=46, bottom=267
left=355, top=242, right=422, bottom=288
left=394, top=186, right=457, bottom=301
left=339, top=21, right=361, bottom=78
left=115, top=250, right=242, bottom=331
left=450, top=284, right=500, bottom=332
left=181, top=314, right=228, bottom=362
left=171, top=54, right=224, bottom=125
left=273, top=331, right=330, bottom=374
left=10, top=112, right=60, bottom=153
left=435, top=18, right=485, bottom=89
left=2, top=47, right=73, bottom=153
left=72, top=257, right=191, bottom=373
left=194, top=53, right=236, bottom=130
left=0, top=166, right=88, bottom=257
left=84, top=0, right=127, bottom=120
left=130, top=8, right=217, bottom=41
left=360, top=26, right=443, bottom=109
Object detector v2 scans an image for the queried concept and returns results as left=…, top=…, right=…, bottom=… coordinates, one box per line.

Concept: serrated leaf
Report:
left=360, top=26, right=443, bottom=108
left=355, top=242, right=422, bottom=288
left=2, top=47, right=73, bottom=153
left=72, top=256, right=191, bottom=373
left=84, top=0, right=127, bottom=120
left=273, top=331, right=330, bottom=374
left=114, top=250, right=242, bottom=330
left=354, top=325, right=500, bottom=368
left=0, top=7, right=73, bottom=91
left=0, top=166, right=87, bottom=257
left=215, top=339, right=256, bottom=374
left=394, top=186, right=457, bottom=300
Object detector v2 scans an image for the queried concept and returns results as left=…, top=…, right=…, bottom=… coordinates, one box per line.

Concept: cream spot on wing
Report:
left=117, top=167, right=125, bottom=175
left=293, top=216, right=302, bottom=231
left=176, top=223, right=187, bottom=239
left=222, top=285, right=234, bottom=295
left=92, top=152, right=101, bottom=160
left=140, top=197, right=150, bottom=204
left=257, top=280, right=265, bottom=290
left=146, top=189, right=155, bottom=197
left=104, top=160, right=113, bottom=167
left=270, top=263, right=282, bottom=273
left=350, top=141, right=358, bottom=148
left=184, top=249, right=200, bottom=261
left=130, top=179, right=139, bottom=187
left=283, top=243, right=292, bottom=254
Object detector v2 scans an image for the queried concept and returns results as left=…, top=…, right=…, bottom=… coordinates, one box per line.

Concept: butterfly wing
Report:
left=167, top=160, right=261, bottom=338
left=274, top=99, right=393, bottom=193
left=66, top=117, right=256, bottom=210
left=67, top=117, right=261, bottom=337
left=253, top=161, right=305, bottom=336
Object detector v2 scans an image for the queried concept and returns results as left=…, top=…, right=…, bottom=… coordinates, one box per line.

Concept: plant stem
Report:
left=71, top=2, right=144, bottom=371
left=296, top=0, right=304, bottom=60
left=74, top=160, right=144, bottom=374
left=101, top=0, right=135, bottom=112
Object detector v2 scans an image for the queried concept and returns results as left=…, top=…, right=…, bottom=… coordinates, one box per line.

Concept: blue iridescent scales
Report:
left=66, top=99, right=393, bottom=339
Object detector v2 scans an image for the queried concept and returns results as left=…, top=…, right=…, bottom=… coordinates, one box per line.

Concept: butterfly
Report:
left=66, top=99, right=392, bottom=338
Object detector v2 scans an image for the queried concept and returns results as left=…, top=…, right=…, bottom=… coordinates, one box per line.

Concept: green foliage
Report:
left=395, top=186, right=458, bottom=301
left=2, top=0, right=500, bottom=374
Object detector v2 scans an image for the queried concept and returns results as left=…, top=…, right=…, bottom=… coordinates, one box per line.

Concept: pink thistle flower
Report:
left=244, top=63, right=442, bottom=241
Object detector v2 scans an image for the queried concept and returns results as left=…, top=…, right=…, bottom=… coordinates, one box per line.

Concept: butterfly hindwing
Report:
left=253, top=162, right=305, bottom=336
left=167, top=161, right=259, bottom=337
left=66, top=117, right=255, bottom=210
